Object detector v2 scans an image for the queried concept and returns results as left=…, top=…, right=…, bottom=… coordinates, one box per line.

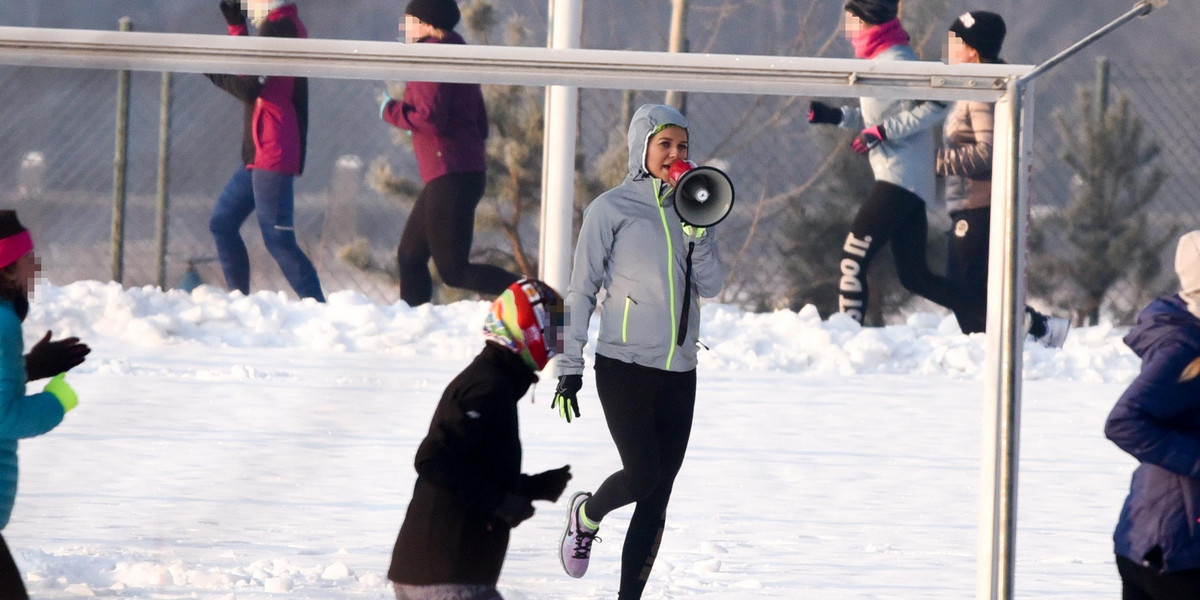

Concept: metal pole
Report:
left=154, top=71, right=172, bottom=289
left=976, top=3, right=1169, bottom=598
left=110, top=16, right=132, bottom=284
left=977, top=79, right=1029, bottom=600
left=664, top=0, right=688, bottom=110
left=1021, top=0, right=1167, bottom=82
left=538, top=0, right=581, bottom=296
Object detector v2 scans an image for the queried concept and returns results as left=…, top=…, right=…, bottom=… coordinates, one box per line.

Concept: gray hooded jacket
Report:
left=836, top=44, right=948, bottom=203
left=560, top=104, right=728, bottom=376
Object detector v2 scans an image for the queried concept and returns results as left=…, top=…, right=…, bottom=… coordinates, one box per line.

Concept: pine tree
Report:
left=1029, top=86, right=1172, bottom=325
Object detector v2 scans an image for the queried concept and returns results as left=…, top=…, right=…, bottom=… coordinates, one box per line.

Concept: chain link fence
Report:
left=3, top=51, right=1196, bottom=322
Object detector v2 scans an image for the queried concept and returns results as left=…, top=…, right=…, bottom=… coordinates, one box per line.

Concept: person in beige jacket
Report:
left=938, top=10, right=1069, bottom=347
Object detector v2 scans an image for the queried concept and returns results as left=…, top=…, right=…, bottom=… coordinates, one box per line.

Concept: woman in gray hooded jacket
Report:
left=551, top=104, right=728, bottom=599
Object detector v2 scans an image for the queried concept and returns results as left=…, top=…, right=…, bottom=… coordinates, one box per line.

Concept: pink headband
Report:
left=0, top=231, right=33, bottom=268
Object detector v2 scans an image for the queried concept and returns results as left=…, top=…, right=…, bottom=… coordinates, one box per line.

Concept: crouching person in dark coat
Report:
left=388, top=278, right=571, bottom=600
left=1106, top=230, right=1200, bottom=600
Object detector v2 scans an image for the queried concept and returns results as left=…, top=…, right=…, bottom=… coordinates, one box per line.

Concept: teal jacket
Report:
left=561, top=104, right=728, bottom=376
left=0, top=299, right=65, bottom=529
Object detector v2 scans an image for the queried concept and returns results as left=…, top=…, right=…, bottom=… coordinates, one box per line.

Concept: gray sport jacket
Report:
left=836, top=44, right=948, bottom=203
left=560, top=104, right=728, bottom=376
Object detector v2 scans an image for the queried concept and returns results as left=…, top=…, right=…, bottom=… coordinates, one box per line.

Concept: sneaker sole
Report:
left=559, top=491, right=591, bottom=578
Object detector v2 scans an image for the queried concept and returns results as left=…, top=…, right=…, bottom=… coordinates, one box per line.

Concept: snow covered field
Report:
left=7, top=281, right=1144, bottom=599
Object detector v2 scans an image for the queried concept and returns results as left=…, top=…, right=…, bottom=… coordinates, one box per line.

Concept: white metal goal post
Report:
left=0, top=1, right=1168, bottom=597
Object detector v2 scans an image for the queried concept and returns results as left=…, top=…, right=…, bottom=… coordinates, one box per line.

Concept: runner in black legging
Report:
left=585, top=356, right=696, bottom=599
left=395, top=172, right=518, bottom=306
left=553, top=105, right=728, bottom=600
left=381, top=0, right=520, bottom=306
left=838, top=181, right=980, bottom=322
left=810, top=1, right=982, bottom=325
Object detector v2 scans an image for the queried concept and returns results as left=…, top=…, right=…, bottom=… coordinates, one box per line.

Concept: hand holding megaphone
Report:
left=666, top=160, right=735, bottom=228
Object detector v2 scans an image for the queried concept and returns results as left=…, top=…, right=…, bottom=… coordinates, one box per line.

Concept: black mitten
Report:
left=524, top=465, right=572, bottom=502
left=25, top=331, right=91, bottom=382
left=219, top=0, right=248, bottom=26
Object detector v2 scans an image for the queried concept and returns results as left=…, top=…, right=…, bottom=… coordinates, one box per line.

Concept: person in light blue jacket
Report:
left=808, top=0, right=982, bottom=326
left=551, top=104, right=728, bottom=599
left=0, top=210, right=88, bottom=598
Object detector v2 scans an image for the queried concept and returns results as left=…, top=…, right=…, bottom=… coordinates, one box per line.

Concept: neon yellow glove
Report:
left=45, top=373, right=78, bottom=413
left=681, top=224, right=707, bottom=238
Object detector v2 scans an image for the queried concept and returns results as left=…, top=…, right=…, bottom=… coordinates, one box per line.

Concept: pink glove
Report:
left=852, top=125, right=886, bottom=154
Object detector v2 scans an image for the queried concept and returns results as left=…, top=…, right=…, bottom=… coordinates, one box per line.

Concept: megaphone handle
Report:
left=676, top=241, right=695, bottom=347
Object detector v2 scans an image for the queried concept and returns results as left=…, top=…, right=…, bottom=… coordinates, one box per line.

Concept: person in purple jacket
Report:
left=207, top=0, right=324, bottom=302
left=1105, top=229, right=1200, bottom=599
left=381, top=0, right=521, bottom=306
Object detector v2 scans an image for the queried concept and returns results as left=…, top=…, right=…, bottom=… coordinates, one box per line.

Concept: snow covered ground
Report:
left=7, top=280, right=1145, bottom=599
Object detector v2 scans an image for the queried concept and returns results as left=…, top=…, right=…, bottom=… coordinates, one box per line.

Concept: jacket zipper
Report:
left=654, top=180, right=677, bottom=370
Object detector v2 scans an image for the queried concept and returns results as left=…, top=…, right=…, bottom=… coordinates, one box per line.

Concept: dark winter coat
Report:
left=207, top=4, right=309, bottom=175
left=380, top=31, right=488, bottom=184
left=388, top=343, right=539, bottom=586
left=1106, top=294, right=1200, bottom=572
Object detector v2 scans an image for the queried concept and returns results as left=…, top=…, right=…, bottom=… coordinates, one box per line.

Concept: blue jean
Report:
left=209, top=168, right=324, bottom=301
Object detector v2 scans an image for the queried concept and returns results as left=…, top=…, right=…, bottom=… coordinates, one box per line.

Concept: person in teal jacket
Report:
left=552, top=104, right=728, bottom=599
left=0, top=210, right=88, bottom=598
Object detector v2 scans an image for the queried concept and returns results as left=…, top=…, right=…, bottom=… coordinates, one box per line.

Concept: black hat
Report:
left=0, top=210, right=32, bottom=269
left=405, top=0, right=461, bottom=31
left=0, top=211, right=25, bottom=240
left=844, top=0, right=900, bottom=25
left=950, top=11, right=1006, bottom=61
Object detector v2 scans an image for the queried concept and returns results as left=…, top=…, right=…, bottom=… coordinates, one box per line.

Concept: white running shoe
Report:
left=1036, top=316, right=1070, bottom=348
left=559, top=491, right=599, bottom=578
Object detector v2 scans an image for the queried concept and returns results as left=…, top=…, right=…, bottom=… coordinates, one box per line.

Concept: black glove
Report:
left=25, top=331, right=91, bottom=382
left=219, top=0, right=248, bottom=26
left=524, top=465, right=572, bottom=502
left=808, top=101, right=843, bottom=125
left=552, top=375, right=583, bottom=423
left=493, top=493, right=535, bottom=528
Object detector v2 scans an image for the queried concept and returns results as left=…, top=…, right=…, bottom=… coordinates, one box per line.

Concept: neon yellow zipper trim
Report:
left=654, top=179, right=677, bottom=370
left=622, top=296, right=631, bottom=343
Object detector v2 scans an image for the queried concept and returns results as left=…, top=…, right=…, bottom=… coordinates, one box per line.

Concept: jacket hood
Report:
left=626, top=104, right=689, bottom=182
left=1124, top=294, right=1200, bottom=359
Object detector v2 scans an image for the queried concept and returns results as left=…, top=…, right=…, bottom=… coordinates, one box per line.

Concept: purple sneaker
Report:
left=559, top=491, right=600, bottom=578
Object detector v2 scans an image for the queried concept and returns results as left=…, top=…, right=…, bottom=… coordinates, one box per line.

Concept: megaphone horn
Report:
left=666, top=160, right=736, bottom=228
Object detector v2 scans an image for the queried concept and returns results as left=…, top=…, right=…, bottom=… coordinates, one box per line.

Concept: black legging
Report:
left=0, top=534, right=29, bottom=600
left=1117, top=555, right=1200, bottom=600
left=946, top=207, right=1049, bottom=336
left=396, top=171, right=520, bottom=306
left=838, top=181, right=981, bottom=324
left=587, top=355, right=696, bottom=600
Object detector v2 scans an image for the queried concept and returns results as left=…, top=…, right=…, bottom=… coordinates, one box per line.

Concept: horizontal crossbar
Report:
left=0, top=26, right=1032, bottom=102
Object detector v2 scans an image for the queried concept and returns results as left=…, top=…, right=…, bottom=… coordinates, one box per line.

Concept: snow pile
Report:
left=28, top=280, right=1143, bottom=383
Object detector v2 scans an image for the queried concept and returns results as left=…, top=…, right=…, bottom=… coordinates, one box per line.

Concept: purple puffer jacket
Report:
left=381, top=31, right=488, bottom=184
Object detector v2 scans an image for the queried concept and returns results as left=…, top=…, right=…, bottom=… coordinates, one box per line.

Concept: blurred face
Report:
left=3, top=251, right=39, bottom=297
left=842, top=11, right=866, bottom=41
left=645, top=126, right=689, bottom=181
left=945, top=32, right=979, bottom=65
left=247, top=0, right=273, bottom=23
left=400, top=14, right=438, bottom=42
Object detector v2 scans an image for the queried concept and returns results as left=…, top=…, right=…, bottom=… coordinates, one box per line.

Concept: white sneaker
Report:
left=559, top=491, right=599, bottom=578
left=1036, top=317, right=1070, bottom=348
